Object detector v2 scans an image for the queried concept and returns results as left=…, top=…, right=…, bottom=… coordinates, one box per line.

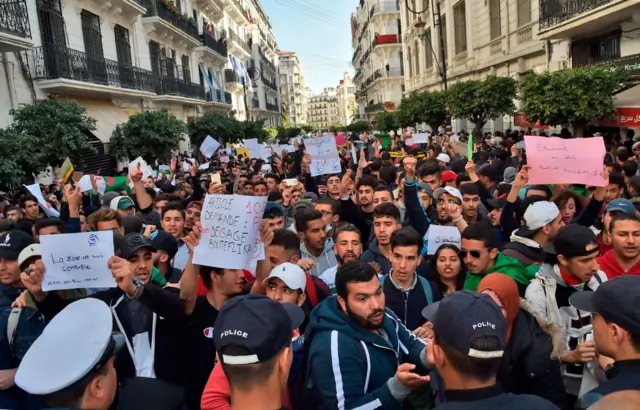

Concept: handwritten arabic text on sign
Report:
left=193, top=194, right=268, bottom=269
left=426, top=226, right=461, bottom=255
left=41, top=231, right=116, bottom=291
left=524, top=136, right=607, bottom=187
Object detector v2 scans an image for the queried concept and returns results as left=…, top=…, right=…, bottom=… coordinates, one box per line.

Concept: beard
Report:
left=336, top=252, right=358, bottom=265
left=346, top=303, right=385, bottom=330
left=438, top=216, right=453, bottom=225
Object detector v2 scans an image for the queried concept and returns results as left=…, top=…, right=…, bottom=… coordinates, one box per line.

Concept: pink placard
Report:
left=524, top=136, right=607, bottom=187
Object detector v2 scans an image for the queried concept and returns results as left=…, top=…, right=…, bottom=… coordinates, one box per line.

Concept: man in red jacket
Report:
left=598, top=213, right=640, bottom=278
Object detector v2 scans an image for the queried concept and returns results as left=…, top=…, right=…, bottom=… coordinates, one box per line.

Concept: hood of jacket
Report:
left=519, top=298, right=565, bottom=359
left=366, top=237, right=383, bottom=257
left=463, top=252, right=531, bottom=291
left=503, top=233, right=544, bottom=261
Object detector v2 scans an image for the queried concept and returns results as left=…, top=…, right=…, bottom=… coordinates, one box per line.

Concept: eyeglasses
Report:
left=459, top=249, right=483, bottom=259
left=436, top=199, right=459, bottom=206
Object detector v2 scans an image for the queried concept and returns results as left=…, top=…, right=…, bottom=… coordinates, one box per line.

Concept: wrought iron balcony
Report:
left=224, top=68, right=243, bottom=85
left=262, top=74, right=278, bottom=91
left=364, top=102, right=384, bottom=113
left=539, top=0, right=614, bottom=29
left=28, top=45, right=155, bottom=93
left=252, top=97, right=259, bottom=108
left=259, top=49, right=276, bottom=72
left=142, top=0, right=199, bottom=41
left=266, top=101, right=279, bottom=112
left=206, top=89, right=232, bottom=104
left=202, top=32, right=228, bottom=58
left=0, top=0, right=31, bottom=39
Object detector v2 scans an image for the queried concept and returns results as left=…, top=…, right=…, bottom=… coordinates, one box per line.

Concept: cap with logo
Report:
left=214, top=294, right=304, bottom=365
left=118, top=233, right=156, bottom=260
left=15, top=298, right=123, bottom=395
left=263, top=202, right=285, bottom=219
left=605, top=198, right=636, bottom=215
left=570, top=276, right=640, bottom=336
left=150, top=231, right=179, bottom=261
left=422, top=291, right=507, bottom=359
left=110, top=196, right=135, bottom=211
left=18, top=243, right=42, bottom=271
left=433, top=187, right=463, bottom=204
left=515, top=201, right=560, bottom=238
left=262, top=262, right=306, bottom=291
left=0, top=231, right=35, bottom=260
left=544, top=224, right=599, bottom=258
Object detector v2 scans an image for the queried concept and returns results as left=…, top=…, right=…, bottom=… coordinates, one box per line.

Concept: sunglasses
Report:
left=459, top=249, right=483, bottom=259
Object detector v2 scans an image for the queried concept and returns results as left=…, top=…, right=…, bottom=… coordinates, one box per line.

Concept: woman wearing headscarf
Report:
left=478, top=273, right=569, bottom=409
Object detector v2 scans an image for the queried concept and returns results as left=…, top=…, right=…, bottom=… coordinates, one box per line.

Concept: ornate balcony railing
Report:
left=28, top=45, right=155, bottom=93
left=364, top=102, right=384, bottom=113
left=539, top=0, right=614, bottom=29
left=266, top=101, right=279, bottom=112
left=252, top=97, right=259, bottom=108
left=259, top=49, right=276, bottom=72
left=202, top=32, right=227, bottom=58
left=142, top=0, right=199, bottom=40
left=224, top=68, right=242, bottom=85
left=262, top=74, right=278, bottom=91
left=206, top=89, right=232, bottom=104
left=228, top=29, right=251, bottom=54
left=0, top=0, right=31, bottom=38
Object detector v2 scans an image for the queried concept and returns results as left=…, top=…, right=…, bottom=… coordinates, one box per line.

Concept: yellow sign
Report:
left=236, top=148, right=251, bottom=158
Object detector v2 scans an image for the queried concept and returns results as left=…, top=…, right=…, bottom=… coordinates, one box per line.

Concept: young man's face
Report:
left=214, top=269, right=246, bottom=296
left=605, top=183, right=623, bottom=202
left=265, top=216, right=285, bottom=231
left=327, top=176, right=340, bottom=195
left=154, top=200, right=168, bottom=215
left=128, top=248, right=154, bottom=284
left=243, top=185, right=254, bottom=196
left=610, top=219, right=640, bottom=260
left=23, top=200, right=39, bottom=219
left=418, top=192, right=431, bottom=210
left=372, top=191, right=392, bottom=208
left=333, top=231, right=362, bottom=264
left=254, top=184, right=268, bottom=197
left=462, top=194, right=480, bottom=219
left=185, top=207, right=201, bottom=230
left=96, top=219, right=121, bottom=232
left=421, top=174, right=441, bottom=192
left=489, top=207, right=503, bottom=227
left=79, top=215, right=89, bottom=232
left=461, top=238, right=497, bottom=275
left=37, top=225, right=62, bottom=241
left=267, top=245, right=297, bottom=267
left=315, top=204, right=335, bottom=228
left=373, top=216, right=400, bottom=246
left=6, top=209, right=21, bottom=221
left=339, top=275, right=385, bottom=330
left=300, top=218, right=326, bottom=252
left=265, top=277, right=304, bottom=306
left=0, top=258, right=20, bottom=285
left=143, top=178, right=155, bottom=189
left=436, top=194, right=460, bottom=222
left=266, top=177, right=278, bottom=192
left=162, top=210, right=185, bottom=239
left=560, top=243, right=600, bottom=282
left=391, top=245, right=421, bottom=282
left=357, top=185, right=374, bottom=208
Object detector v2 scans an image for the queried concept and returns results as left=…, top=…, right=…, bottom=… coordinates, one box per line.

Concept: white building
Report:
left=278, top=50, right=309, bottom=126
left=336, top=72, right=356, bottom=125
left=308, top=87, right=340, bottom=131
left=0, top=0, right=281, bottom=169
left=351, top=0, right=404, bottom=122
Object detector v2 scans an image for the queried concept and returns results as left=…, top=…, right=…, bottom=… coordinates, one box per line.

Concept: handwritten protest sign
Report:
left=40, top=231, right=115, bottom=291
left=24, top=184, right=60, bottom=218
left=200, top=135, right=221, bottom=158
left=412, top=133, right=428, bottom=144
left=236, top=147, right=251, bottom=158
left=306, top=136, right=341, bottom=177
left=524, top=136, right=607, bottom=186
left=311, top=158, right=342, bottom=176
left=426, top=226, right=461, bottom=255
left=243, top=138, right=259, bottom=152
left=220, top=155, right=230, bottom=163
left=129, top=157, right=153, bottom=179
left=193, top=194, right=268, bottom=269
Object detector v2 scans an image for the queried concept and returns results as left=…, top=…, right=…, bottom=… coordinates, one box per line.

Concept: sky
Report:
left=260, top=0, right=355, bottom=94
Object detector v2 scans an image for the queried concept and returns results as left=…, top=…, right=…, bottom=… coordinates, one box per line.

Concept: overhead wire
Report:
left=271, top=0, right=342, bottom=27
left=276, top=0, right=343, bottom=23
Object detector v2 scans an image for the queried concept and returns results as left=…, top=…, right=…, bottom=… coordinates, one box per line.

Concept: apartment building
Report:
left=336, top=72, right=357, bottom=125
left=308, top=87, right=340, bottom=130
left=0, top=0, right=281, bottom=154
left=278, top=50, right=309, bottom=126
left=351, top=0, right=404, bottom=122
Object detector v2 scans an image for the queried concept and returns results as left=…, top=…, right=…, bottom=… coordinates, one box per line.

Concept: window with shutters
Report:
left=441, top=15, right=448, bottom=61
left=37, top=0, right=66, bottom=47
left=114, top=25, right=132, bottom=66
left=490, top=0, right=501, bottom=40
left=517, top=0, right=531, bottom=26
left=182, top=55, right=191, bottom=83
left=454, top=1, right=467, bottom=54
left=424, top=28, right=433, bottom=68
left=81, top=10, right=104, bottom=58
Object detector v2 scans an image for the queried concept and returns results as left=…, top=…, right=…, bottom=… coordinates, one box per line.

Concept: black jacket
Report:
left=576, top=360, right=640, bottom=409
left=382, top=274, right=442, bottom=331
left=435, top=384, right=559, bottom=410
left=497, top=309, right=567, bottom=409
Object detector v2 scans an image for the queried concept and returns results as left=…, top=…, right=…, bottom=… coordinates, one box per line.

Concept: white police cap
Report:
left=15, top=298, right=115, bottom=395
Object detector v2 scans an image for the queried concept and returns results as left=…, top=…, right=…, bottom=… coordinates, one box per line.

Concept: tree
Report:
left=0, top=128, right=26, bottom=189
left=347, top=121, right=371, bottom=133
left=519, top=67, right=628, bottom=137
left=447, top=76, right=517, bottom=138
left=242, top=120, right=268, bottom=142
left=8, top=99, right=97, bottom=177
left=398, top=90, right=448, bottom=131
left=265, top=126, right=279, bottom=139
left=374, top=111, right=398, bottom=132
left=300, top=124, right=316, bottom=134
left=111, top=109, right=185, bottom=163
left=187, top=112, right=242, bottom=148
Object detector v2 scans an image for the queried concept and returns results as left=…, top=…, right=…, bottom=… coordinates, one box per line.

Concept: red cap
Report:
left=441, top=170, right=457, bottom=183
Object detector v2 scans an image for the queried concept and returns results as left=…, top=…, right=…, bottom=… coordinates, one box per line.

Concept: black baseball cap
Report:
left=0, top=231, right=35, bottom=260
left=487, top=198, right=506, bottom=209
left=544, top=224, right=599, bottom=258
left=263, top=202, right=284, bottom=219
left=117, top=233, right=156, bottom=260
left=569, top=276, right=640, bottom=335
left=214, top=294, right=304, bottom=365
left=150, top=231, right=179, bottom=261
left=422, top=291, right=507, bottom=359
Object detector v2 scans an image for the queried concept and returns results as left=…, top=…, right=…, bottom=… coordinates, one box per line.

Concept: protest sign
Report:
left=426, top=226, right=461, bottom=255
left=412, top=133, right=428, bottom=144
left=200, top=135, right=221, bottom=158
left=24, top=184, right=60, bottom=218
left=220, top=155, right=230, bottom=163
left=524, top=136, right=607, bottom=186
left=278, top=144, right=296, bottom=153
left=306, top=136, right=340, bottom=177
left=40, top=231, right=116, bottom=291
left=243, top=138, right=260, bottom=152
left=311, top=158, right=341, bottom=177
left=193, top=194, right=268, bottom=269
left=198, top=163, right=210, bottom=171
left=237, top=147, right=251, bottom=158
left=129, top=157, right=153, bottom=179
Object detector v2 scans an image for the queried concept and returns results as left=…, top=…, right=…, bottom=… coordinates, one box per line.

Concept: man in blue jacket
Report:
left=306, top=260, right=431, bottom=409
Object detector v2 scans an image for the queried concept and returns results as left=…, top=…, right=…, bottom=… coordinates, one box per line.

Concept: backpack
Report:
left=7, top=307, right=22, bottom=353
left=380, top=275, right=434, bottom=304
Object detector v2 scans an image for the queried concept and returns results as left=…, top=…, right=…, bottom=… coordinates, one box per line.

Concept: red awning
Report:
left=599, top=107, right=640, bottom=128
left=513, top=112, right=549, bottom=129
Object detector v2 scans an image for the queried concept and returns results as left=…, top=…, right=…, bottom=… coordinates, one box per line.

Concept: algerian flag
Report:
left=99, top=176, right=134, bottom=195
left=56, top=158, right=74, bottom=183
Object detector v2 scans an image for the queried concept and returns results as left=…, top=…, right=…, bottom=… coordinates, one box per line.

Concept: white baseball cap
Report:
left=18, top=244, right=41, bottom=271
left=262, top=262, right=306, bottom=291
left=433, top=186, right=463, bottom=203
left=436, top=153, right=450, bottom=163
left=516, top=201, right=560, bottom=237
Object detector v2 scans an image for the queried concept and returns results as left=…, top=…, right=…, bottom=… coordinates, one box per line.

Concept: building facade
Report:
left=308, top=87, right=340, bottom=130
left=278, top=50, right=309, bottom=126
left=336, top=72, right=356, bottom=125
left=0, top=0, right=281, bottom=163
left=351, top=0, right=404, bottom=122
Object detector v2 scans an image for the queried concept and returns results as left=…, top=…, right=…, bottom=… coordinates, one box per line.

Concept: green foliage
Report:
left=187, top=112, right=242, bottom=148
left=111, top=109, right=185, bottom=163
left=329, top=125, right=347, bottom=133
left=398, top=90, right=448, bottom=131
left=519, top=66, right=628, bottom=129
left=300, top=124, right=317, bottom=133
left=347, top=121, right=371, bottom=133
left=374, top=111, right=398, bottom=132
left=0, top=128, right=26, bottom=188
left=8, top=99, right=97, bottom=176
left=242, top=120, right=268, bottom=142
left=447, top=76, right=517, bottom=136
left=265, top=125, right=279, bottom=139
